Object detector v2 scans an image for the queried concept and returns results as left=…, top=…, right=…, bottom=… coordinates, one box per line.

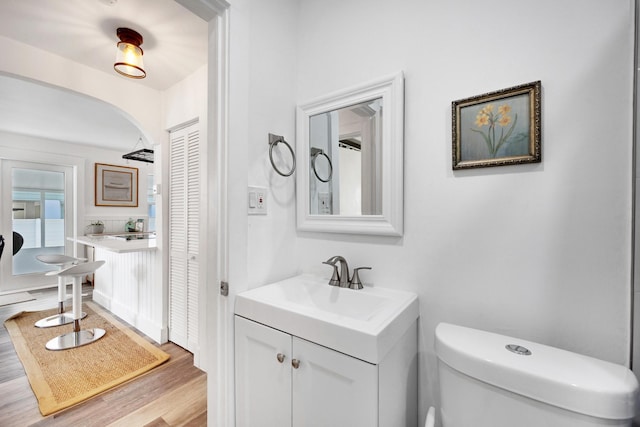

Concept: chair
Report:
left=12, top=232, right=24, bottom=255
left=0, top=232, right=25, bottom=259
left=45, top=260, right=107, bottom=351
left=35, top=255, right=87, bottom=328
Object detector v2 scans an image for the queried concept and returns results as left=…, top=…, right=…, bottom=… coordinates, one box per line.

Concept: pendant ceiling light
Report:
left=114, top=27, right=146, bottom=79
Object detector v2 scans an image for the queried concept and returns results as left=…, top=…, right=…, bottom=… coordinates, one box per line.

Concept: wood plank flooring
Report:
left=0, top=286, right=207, bottom=427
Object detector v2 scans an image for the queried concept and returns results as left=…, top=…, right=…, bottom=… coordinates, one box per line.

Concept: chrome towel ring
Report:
left=311, top=147, right=333, bottom=183
left=268, top=133, right=296, bottom=177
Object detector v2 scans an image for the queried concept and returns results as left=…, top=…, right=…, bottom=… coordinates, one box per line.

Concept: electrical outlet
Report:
left=318, top=192, right=332, bottom=214
left=248, top=186, right=267, bottom=215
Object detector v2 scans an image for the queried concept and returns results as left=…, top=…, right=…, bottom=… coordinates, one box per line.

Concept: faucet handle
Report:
left=322, top=261, right=341, bottom=286
left=349, top=267, right=371, bottom=290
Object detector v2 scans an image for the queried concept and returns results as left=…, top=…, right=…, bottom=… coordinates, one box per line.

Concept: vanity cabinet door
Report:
left=292, top=337, right=378, bottom=427
left=235, top=316, right=292, bottom=427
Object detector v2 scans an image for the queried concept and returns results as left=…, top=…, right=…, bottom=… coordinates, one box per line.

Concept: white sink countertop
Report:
left=68, top=233, right=157, bottom=254
left=235, top=273, right=419, bottom=364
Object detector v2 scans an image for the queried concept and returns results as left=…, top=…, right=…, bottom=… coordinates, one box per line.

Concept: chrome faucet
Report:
left=322, top=256, right=372, bottom=289
left=322, top=256, right=350, bottom=287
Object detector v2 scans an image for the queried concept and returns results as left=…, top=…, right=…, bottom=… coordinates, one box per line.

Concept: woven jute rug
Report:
left=4, top=301, right=170, bottom=416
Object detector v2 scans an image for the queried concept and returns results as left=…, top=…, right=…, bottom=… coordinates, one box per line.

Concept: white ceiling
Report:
left=0, top=74, right=144, bottom=150
left=0, top=0, right=208, bottom=151
left=0, top=0, right=208, bottom=91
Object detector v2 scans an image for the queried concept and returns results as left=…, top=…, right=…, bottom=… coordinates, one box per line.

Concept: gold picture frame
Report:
left=95, top=163, right=138, bottom=207
left=452, top=81, right=541, bottom=170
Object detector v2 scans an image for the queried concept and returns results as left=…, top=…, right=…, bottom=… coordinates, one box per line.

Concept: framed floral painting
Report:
left=452, top=81, right=541, bottom=170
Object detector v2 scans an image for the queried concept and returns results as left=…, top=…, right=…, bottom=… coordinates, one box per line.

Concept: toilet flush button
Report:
left=506, top=344, right=532, bottom=356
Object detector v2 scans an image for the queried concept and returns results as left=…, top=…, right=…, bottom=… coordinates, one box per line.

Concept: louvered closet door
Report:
left=169, top=123, right=200, bottom=352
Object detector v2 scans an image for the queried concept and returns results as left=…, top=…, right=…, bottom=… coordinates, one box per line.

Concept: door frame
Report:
left=0, top=159, right=73, bottom=291
left=205, top=5, right=232, bottom=427
left=0, top=146, right=84, bottom=294
left=175, top=1, right=232, bottom=426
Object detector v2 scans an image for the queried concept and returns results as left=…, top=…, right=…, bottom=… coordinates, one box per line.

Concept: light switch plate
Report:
left=318, top=192, right=332, bottom=214
left=248, top=186, right=267, bottom=215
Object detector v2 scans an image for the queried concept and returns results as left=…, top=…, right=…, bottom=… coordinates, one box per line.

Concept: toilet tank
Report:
left=434, top=323, right=638, bottom=427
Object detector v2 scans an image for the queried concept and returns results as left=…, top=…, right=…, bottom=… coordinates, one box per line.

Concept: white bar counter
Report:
left=71, top=233, right=158, bottom=254
left=69, top=233, right=165, bottom=344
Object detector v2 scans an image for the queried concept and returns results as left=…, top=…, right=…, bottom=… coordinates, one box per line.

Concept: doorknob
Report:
left=291, top=359, right=300, bottom=369
left=276, top=353, right=285, bottom=363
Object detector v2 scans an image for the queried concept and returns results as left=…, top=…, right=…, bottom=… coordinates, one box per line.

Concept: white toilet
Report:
left=434, top=322, right=639, bottom=427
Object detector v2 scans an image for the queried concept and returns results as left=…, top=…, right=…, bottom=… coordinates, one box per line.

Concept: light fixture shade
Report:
left=114, top=28, right=146, bottom=79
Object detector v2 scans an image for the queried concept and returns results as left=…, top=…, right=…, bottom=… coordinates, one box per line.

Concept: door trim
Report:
left=0, top=149, right=84, bottom=292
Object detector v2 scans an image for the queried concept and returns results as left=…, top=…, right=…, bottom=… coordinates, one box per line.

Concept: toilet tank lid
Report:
left=435, top=323, right=639, bottom=420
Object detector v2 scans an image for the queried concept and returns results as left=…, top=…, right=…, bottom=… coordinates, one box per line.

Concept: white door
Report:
left=292, top=337, right=378, bottom=427
left=0, top=160, right=73, bottom=292
left=235, top=316, right=292, bottom=427
left=168, top=122, right=200, bottom=352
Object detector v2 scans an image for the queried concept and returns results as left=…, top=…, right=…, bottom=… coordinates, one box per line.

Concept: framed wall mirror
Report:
left=296, top=72, right=404, bottom=236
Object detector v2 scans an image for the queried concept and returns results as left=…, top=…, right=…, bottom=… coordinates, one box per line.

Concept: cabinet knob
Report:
left=291, top=359, right=300, bottom=369
left=276, top=353, right=285, bottom=363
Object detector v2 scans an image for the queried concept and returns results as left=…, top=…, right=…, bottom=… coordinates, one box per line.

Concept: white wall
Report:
left=227, top=0, right=300, bottom=292
left=0, top=35, right=164, bottom=145
left=230, top=0, right=635, bottom=424
left=0, top=131, right=151, bottom=232
left=163, top=64, right=208, bottom=130
left=222, top=1, right=299, bottom=423
left=293, top=0, right=635, bottom=422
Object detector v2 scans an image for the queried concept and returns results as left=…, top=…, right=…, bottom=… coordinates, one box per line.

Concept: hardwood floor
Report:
left=0, top=286, right=207, bottom=427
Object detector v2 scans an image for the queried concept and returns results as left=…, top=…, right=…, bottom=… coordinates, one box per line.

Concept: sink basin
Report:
left=262, top=279, right=390, bottom=321
left=235, top=274, right=419, bottom=364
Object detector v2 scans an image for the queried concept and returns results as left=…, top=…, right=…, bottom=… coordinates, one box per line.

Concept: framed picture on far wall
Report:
left=95, top=163, right=138, bottom=207
left=452, top=80, right=541, bottom=170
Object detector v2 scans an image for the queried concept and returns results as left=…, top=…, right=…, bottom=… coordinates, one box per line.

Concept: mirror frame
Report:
left=296, top=72, right=404, bottom=236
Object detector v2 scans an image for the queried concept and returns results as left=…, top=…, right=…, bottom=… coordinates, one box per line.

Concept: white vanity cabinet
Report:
left=235, top=316, right=377, bottom=427
left=234, top=274, right=419, bottom=426
left=235, top=316, right=291, bottom=426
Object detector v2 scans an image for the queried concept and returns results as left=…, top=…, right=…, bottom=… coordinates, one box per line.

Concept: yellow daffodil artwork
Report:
left=453, top=81, right=541, bottom=169
left=471, top=103, right=518, bottom=158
